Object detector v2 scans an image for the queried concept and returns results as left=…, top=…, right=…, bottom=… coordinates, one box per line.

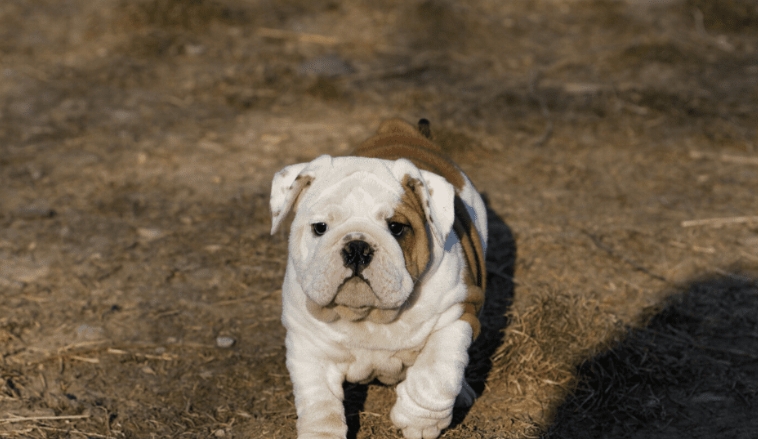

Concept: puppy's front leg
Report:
left=390, top=320, right=474, bottom=439
left=287, top=343, right=347, bottom=439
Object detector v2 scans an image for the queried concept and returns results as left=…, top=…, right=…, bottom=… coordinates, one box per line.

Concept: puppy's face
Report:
left=270, top=156, right=455, bottom=323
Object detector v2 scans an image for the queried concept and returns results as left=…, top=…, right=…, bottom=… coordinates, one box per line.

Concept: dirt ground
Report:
left=1, top=0, right=757, bottom=438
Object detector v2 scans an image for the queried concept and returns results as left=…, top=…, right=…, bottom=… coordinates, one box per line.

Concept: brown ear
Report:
left=391, top=159, right=455, bottom=246
left=392, top=175, right=433, bottom=281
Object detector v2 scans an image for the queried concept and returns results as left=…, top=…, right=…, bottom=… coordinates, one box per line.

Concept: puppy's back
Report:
left=352, top=118, right=487, bottom=339
left=353, top=118, right=466, bottom=191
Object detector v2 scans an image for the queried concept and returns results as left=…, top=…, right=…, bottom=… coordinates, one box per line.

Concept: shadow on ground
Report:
left=343, top=202, right=516, bottom=438
left=545, top=275, right=758, bottom=439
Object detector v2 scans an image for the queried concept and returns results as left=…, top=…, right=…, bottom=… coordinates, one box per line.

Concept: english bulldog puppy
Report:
left=270, top=118, right=487, bottom=439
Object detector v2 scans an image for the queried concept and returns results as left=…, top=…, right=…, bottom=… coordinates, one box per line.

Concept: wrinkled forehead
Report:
left=301, top=158, right=402, bottom=212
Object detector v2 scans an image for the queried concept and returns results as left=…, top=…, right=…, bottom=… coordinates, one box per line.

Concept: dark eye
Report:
left=312, top=222, right=328, bottom=236
left=388, top=222, right=407, bottom=237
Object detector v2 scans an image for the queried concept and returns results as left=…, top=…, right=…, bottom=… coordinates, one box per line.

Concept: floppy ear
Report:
left=391, top=159, right=456, bottom=246
left=270, top=155, right=334, bottom=234
left=418, top=169, right=456, bottom=245
left=270, top=162, right=311, bottom=235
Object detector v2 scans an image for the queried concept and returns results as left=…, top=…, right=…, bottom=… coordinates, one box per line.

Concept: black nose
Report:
left=342, top=240, right=373, bottom=272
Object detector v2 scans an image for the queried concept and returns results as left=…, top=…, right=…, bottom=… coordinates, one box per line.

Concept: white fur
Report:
left=271, top=155, right=487, bottom=439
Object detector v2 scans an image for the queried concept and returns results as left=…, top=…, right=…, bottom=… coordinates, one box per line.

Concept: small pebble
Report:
left=205, top=244, right=222, bottom=253
left=137, top=228, right=164, bottom=241
left=216, top=336, right=236, bottom=348
left=76, top=324, right=104, bottom=340
left=214, top=429, right=226, bottom=438
left=185, top=44, right=205, bottom=56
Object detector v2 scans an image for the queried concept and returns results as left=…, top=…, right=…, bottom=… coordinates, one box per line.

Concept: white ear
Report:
left=270, top=162, right=309, bottom=234
left=391, top=159, right=456, bottom=245
left=419, top=169, right=456, bottom=245
left=270, top=155, right=334, bottom=234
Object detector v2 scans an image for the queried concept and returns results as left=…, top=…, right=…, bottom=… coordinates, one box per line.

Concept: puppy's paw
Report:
left=390, top=383, right=453, bottom=439
left=298, top=434, right=344, bottom=439
left=390, top=407, right=451, bottom=439
left=399, top=423, right=447, bottom=439
left=454, top=380, right=476, bottom=408
left=296, top=411, right=347, bottom=439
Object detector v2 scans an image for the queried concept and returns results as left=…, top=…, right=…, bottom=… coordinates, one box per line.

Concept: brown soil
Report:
left=1, top=0, right=757, bottom=438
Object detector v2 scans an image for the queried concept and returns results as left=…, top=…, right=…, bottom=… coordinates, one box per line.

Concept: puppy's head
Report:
left=270, top=155, right=455, bottom=323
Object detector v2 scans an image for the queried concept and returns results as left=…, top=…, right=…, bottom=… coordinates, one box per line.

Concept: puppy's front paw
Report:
left=390, top=384, right=452, bottom=439
left=295, top=410, right=347, bottom=439
left=298, top=434, right=344, bottom=439
left=390, top=405, right=451, bottom=439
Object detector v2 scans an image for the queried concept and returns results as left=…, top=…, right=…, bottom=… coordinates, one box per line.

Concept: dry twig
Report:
left=689, top=150, right=758, bottom=165
left=36, top=426, right=115, bottom=439
left=681, top=216, right=758, bottom=228
left=582, top=231, right=668, bottom=282
left=529, top=71, right=554, bottom=147
left=0, top=414, right=91, bottom=424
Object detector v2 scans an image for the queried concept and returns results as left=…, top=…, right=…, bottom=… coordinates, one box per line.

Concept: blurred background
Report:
left=1, top=1, right=757, bottom=438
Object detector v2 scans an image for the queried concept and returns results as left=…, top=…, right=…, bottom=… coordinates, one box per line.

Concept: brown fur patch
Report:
left=453, top=196, right=487, bottom=339
left=352, top=119, right=487, bottom=340
left=453, top=197, right=486, bottom=290
left=376, top=118, right=424, bottom=136
left=390, top=176, right=433, bottom=282
left=353, top=120, right=466, bottom=190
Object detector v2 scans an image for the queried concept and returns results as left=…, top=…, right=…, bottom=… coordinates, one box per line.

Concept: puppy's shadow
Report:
left=344, top=382, right=368, bottom=439
left=452, top=199, right=517, bottom=426
left=343, top=200, right=516, bottom=436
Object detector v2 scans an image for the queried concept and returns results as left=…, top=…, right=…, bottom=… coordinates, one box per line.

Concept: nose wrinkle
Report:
left=344, top=232, right=366, bottom=242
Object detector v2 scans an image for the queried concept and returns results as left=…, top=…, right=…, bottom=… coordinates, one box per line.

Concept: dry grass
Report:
left=1, top=0, right=757, bottom=438
left=546, top=275, right=758, bottom=438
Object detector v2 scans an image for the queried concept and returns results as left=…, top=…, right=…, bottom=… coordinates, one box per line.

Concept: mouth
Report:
left=333, top=276, right=376, bottom=309
left=305, top=276, right=404, bottom=324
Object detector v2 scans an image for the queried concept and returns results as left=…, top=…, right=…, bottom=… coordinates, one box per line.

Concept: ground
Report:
left=1, top=0, right=757, bottom=438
